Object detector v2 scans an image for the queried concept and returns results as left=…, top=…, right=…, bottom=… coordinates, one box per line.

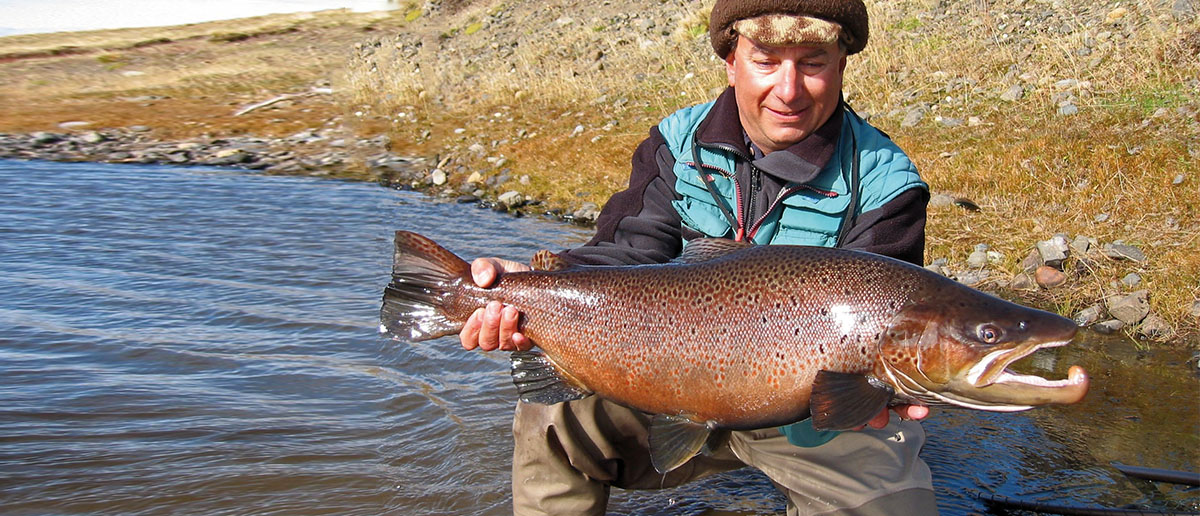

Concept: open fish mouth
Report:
left=955, top=339, right=1090, bottom=409
left=966, top=339, right=1073, bottom=388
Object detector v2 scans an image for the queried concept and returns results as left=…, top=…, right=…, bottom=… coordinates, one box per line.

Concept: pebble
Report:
left=497, top=190, right=523, bottom=205
left=1106, top=290, right=1150, bottom=325
left=1137, top=314, right=1173, bottom=340
left=1092, top=319, right=1125, bottom=334
left=1000, top=84, right=1024, bottom=101
left=1073, top=304, right=1105, bottom=326
left=430, top=169, right=447, bottom=185
left=901, top=107, right=925, bottom=127
left=1035, top=265, right=1067, bottom=288
left=1103, top=242, right=1147, bottom=262
left=1120, top=272, right=1142, bottom=288
left=1009, top=272, right=1037, bottom=290
left=1037, top=236, right=1070, bottom=269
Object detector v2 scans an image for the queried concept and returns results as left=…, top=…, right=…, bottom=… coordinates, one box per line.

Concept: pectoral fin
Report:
left=510, top=351, right=591, bottom=404
left=648, top=414, right=713, bottom=474
left=809, top=371, right=895, bottom=431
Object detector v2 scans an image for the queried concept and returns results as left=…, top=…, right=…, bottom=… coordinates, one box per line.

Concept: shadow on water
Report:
left=0, top=160, right=1195, bottom=515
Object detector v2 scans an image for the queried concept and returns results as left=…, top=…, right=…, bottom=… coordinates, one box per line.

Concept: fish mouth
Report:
left=956, top=340, right=1089, bottom=409
left=965, top=339, right=1070, bottom=387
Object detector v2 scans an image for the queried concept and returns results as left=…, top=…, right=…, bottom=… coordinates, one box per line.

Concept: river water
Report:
left=0, top=159, right=1195, bottom=515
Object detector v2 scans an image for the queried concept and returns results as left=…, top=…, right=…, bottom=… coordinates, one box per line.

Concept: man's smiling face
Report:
left=726, top=36, right=847, bottom=154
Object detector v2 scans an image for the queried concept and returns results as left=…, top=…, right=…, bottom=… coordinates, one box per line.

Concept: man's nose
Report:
left=772, top=62, right=802, bottom=104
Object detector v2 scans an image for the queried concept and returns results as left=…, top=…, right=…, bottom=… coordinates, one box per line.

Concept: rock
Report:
left=901, top=107, right=925, bottom=127
left=1092, top=319, right=1125, bottom=335
left=1058, top=101, right=1079, bottom=116
left=1000, top=84, right=1024, bottom=102
left=1009, top=272, right=1037, bottom=290
left=466, top=171, right=484, bottom=184
left=1174, top=174, right=1186, bottom=185
left=430, top=169, right=447, bottom=185
left=498, top=190, right=523, bottom=205
left=1069, top=235, right=1093, bottom=257
left=1102, top=242, right=1147, bottom=262
left=1034, top=265, right=1067, bottom=288
left=936, top=116, right=963, bottom=127
left=58, top=121, right=92, bottom=130
left=31, top=132, right=61, bottom=145
left=967, top=244, right=989, bottom=269
left=81, top=131, right=106, bottom=144
left=956, top=270, right=988, bottom=286
left=1037, top=235, right=1070, bottom=269
left=1106, top=290, right=1150, bottom=325
left=928, top=193, right=955, bottom=208
left=129, top=125, right=151, bottom=132
left=1020, top=249, right=1042, bottom=273
left=1073, top=304, right=1105, bottom=326
left=1137, top=314, right=1173, bottom=340
left=571, top=202, right=600, bottom=223
left=1120, top=272, right=1142, bottom=288
left=1191, top=300, right=1200, bottom=319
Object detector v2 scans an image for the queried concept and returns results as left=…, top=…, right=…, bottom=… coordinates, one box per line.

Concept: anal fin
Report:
left=810, top=371, right=895, bottom=431
left=648, top=414, right=712, bottom=474
left=510, top=351, right=591, bottom=404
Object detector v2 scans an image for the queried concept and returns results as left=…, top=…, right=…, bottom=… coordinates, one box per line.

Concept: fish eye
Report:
left=978, top=324, right=1003, bottom=344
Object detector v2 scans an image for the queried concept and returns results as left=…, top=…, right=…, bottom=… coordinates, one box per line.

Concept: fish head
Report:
left=876, top=295, right=1089, bottom=412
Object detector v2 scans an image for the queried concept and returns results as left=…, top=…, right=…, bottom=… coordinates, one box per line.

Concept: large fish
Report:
left=379, top=231, right=1089, bottom=473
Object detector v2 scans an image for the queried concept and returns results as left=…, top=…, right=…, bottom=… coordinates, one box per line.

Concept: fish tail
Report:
left=380, top=231, right=477, bottom=342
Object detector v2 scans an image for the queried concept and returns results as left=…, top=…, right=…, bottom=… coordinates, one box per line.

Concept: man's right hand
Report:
left=460, top=257, right=532, bottom=352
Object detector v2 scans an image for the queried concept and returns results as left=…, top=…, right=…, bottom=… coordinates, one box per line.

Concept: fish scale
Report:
left=381, top=231, right=1088, bottom=472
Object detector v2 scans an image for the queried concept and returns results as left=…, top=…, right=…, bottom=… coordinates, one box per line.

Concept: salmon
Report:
left=379, top=231, right=1089, bottom=473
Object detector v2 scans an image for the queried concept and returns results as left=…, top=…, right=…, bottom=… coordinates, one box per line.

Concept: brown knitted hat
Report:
left=709, top=0, right=869, bottom=57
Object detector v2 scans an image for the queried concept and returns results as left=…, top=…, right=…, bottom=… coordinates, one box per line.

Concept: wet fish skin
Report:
left=380, top=231, right=1089, bottom=470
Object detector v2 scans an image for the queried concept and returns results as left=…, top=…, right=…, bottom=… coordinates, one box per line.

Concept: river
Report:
left=0, top=159, right=1195, bottom=515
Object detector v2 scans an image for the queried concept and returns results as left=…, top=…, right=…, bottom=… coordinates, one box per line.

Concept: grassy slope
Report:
left=0, top=1, right=1196, bottom=343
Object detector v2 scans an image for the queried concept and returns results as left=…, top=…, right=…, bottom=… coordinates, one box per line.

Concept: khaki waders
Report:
left=511, top=396, right=937, bottom=516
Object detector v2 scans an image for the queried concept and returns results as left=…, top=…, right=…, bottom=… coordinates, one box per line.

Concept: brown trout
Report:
left=380, top=231, right=1089, bottom=473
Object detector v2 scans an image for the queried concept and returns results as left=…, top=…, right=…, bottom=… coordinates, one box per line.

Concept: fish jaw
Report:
left=878, top=296, right=1090, bottom=411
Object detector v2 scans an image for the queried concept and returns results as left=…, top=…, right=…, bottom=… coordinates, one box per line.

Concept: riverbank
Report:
left=1, top=1, right=1196, bottom=344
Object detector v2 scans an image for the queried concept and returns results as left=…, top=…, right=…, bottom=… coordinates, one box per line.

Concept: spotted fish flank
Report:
left=380, top=231, right=1089, bottom=473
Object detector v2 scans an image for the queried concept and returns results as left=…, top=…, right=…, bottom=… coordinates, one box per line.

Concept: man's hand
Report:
left=459, top=257, right=532, bottom=352
left=861, top=405, right=930, bottom=430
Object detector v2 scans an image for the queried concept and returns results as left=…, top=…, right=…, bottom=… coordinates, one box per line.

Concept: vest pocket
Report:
left=773, top=189, right=852, bottom=247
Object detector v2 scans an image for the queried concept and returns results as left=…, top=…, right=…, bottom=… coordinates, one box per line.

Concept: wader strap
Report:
left=834, top=106, right=860, bottom=248
left=692, top=131, right=742, bottom=241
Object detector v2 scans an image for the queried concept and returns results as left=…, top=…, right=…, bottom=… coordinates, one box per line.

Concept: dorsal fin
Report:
left=676, top=238, right=755, bottom=264
left=530, top=250, right=573, bottom=271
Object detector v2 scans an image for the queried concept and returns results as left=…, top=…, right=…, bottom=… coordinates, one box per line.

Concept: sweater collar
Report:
left=695, top=87, right=843, bottom=184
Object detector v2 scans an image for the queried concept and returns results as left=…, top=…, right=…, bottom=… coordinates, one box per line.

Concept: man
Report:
left=461, top=1, right=938, bottom=514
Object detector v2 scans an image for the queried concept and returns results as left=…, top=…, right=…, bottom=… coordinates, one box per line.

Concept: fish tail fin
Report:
left=380, top=231, right=476, bottom=342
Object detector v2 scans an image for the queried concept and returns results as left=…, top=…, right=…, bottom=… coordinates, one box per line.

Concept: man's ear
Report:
left=725, top=37, right=738, bottom=87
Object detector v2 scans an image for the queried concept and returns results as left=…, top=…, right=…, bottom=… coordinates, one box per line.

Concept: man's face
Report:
left=725, top=35, right=847, bottom=154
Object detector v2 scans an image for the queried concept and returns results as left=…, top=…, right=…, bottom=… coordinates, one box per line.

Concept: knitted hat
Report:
left=709, top=0, right=869, bottom=57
